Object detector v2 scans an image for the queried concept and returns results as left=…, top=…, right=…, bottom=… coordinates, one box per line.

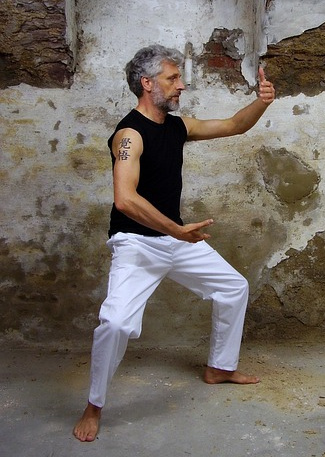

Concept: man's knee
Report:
left=96, top=315, right=141, bottom=340
left=236, top=275, right=249, bottom=302
left=240, top=276, right=249, bottom=293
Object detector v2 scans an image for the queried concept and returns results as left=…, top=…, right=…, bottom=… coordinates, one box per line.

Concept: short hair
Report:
left=125, top=44, right=184, bottom=97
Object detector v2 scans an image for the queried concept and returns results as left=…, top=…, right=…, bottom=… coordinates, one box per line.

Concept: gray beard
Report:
left=152, top=84, right=180, bottom=112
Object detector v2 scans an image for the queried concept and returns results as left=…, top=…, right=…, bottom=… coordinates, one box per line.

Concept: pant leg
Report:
left=89, top=233, right=172, bottom=408
left=166, top=238, right=249, bottom=371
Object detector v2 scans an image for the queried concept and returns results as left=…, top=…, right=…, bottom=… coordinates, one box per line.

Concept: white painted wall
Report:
left=266, top=0, right=325, bottom=44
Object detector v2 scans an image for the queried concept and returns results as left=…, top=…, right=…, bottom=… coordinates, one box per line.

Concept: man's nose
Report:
left=177, top=79, right=185, bottom=90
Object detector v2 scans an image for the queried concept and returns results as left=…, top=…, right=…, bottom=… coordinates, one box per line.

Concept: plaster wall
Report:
left=1, top=0, right=325, bottom=346
left=266, top=0, right=325, bottom=44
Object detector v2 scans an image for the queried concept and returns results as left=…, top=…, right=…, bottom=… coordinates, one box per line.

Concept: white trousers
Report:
left=89, top=232, right=249, bottom=407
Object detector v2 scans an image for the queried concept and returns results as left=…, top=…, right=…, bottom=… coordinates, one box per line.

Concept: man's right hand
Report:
left=174, top=219, right=214, bottom=243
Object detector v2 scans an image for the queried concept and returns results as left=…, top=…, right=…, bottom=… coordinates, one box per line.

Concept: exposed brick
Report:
left=198, top=27, right=246, bottom=89
left=208, top=55, right=240, bottom=70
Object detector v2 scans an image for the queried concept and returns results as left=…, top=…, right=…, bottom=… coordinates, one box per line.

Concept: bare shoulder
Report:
left=181, top=116, right=197, bottom=134
left=113, top=127, right=142, bottom=146
left=181, top=116, right=205, bottom=141
left=112, top=127, right=143, bottom=158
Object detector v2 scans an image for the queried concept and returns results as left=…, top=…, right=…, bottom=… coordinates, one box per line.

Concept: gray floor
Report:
left=1, top=336, right=324, bottom=457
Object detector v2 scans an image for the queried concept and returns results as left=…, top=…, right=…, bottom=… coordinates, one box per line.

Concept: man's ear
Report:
left=141, top=76, right=152, bottom=92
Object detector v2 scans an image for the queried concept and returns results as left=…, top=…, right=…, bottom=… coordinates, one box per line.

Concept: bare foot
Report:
left=204, top=366, right=260, bottom=385
left=73, top=402, right=102, bottom=442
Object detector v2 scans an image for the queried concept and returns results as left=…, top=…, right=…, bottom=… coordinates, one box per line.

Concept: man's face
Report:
left=151, top=62, right=185, bottom=112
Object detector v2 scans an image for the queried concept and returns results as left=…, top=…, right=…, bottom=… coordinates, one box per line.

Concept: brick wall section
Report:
left=205, top=42, right=239, bottom=69
left=0, top=0, right=75, bottom=89
left=198, top=28, right=246, bottom=89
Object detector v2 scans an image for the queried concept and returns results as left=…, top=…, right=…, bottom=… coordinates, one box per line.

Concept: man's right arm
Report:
left=183, top=68, right=275, bottom=141
left=112, top=128, right=214, bottom=243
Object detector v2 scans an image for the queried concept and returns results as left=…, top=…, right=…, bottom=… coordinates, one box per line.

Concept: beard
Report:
left=152, top=82, right=180, bottom=112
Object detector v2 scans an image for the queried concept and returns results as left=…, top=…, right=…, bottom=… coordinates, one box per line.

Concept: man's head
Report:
left=125, top=44, right=184, bottom=104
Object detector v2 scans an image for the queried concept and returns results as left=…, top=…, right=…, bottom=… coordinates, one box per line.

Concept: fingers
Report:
left=192, top=219, right=214, bottom=240
left=259, top=83, right=275, bottom=104
left=197, top=218, right=214, bottom=228
left=188, top=231, right=211, bottom=243
left=258, top=67, right=275, bottom=105
left=258, top=67, right=265, bottom=83
left=179, top=219, right=214, bottom=243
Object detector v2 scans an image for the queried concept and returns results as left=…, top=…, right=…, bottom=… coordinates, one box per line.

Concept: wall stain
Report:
left=53, top=120, right=61, bottom=130
left=292, top=104, right=310, bottom=115
left=52, top=202, right=68, bottom=218
left=76, top=133, right=86, bottom=144
left=70, top=146, right=110, bottom=180
left=256, top=147, right=320, bottom=204
left=49, top=138, right=59, bottom=153
left=0, top=204, right=110, bottom=342
left=9, top=144, right=37, bottom=164
left=48, top=100, right=57, bottom=110
left=74, top=106, right=110, bottom=126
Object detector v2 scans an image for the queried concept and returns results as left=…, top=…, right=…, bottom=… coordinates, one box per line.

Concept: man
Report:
left=74, top=44, right=275, bottom=442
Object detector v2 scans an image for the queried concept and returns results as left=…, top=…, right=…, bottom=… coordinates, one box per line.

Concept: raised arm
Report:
left=183, top=67, right=275, bottom=141
left=112, top=128, right=214, bottom=242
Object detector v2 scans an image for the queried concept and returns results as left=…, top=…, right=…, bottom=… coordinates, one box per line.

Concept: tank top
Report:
left=108, top=109, right=188, bottom=237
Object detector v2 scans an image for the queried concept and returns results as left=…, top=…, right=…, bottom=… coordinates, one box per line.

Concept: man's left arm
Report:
left=183, top=68, right=275, bottom=141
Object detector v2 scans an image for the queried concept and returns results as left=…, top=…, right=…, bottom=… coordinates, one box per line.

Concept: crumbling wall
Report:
left=198, top=28, right=246, bottom=91
left=0, top=0, right=76, bottom=89
left=1, top=0, right=325, bottom=347
left=261, top=23, right=325, bottom=97
left=246, top=232, right=325, bottom=338
left=244, top=10, right=325, bottom=336
left=246, top=146, right=325, bottom=334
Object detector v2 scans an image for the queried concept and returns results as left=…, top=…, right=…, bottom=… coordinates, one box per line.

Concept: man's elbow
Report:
left=114, top=196, right=134, bottom=215
left=235, top=126, right=250, bottom=135
left=226, top=119, right=248, bottom=136
left=114, top=198, right=127, bottom=213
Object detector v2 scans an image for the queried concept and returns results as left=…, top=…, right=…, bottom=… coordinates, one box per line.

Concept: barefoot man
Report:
left=74, top=44, right=275, bottom=442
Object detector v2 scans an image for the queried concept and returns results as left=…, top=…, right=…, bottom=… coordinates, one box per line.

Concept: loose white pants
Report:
left=89, top=232, right=249, bottom=407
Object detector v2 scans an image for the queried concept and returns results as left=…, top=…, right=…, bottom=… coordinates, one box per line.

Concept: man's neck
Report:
left=135, top=101, right=167, bottom=124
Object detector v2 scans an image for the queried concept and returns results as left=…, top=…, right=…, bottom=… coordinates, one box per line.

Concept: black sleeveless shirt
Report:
left=108, top=109, right=188, bottom=237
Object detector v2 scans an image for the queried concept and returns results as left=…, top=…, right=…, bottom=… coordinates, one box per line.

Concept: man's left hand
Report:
left=258, top=67, right=275, bottom=105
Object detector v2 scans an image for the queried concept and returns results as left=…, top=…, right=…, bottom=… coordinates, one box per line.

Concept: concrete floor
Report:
left=0, top=335, right=324, bottom=457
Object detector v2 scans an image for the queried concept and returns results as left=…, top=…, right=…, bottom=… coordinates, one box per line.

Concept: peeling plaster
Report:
left=266, top=0, right=325, bottom=45
left=248, top=231, right=325, bottom=338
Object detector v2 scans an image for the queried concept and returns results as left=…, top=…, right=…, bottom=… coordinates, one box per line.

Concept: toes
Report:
left=86, top=434, right=96, bottom=442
